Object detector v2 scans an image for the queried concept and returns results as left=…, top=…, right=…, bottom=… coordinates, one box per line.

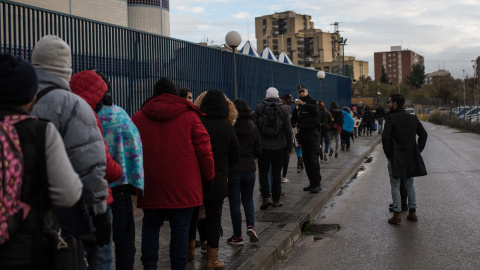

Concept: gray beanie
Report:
left=32, top=35, right=72, bottom=83
left=265, top=87, right=279, bottom=99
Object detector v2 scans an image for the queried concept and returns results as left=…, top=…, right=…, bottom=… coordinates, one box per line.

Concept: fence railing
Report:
left=1, top=0, right=351, bottom=115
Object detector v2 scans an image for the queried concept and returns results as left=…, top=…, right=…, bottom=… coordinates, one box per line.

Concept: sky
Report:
left=170, top=0, right=480, bottom=80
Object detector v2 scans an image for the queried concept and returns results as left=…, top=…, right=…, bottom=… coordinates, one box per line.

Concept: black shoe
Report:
left=310, top=185, right=322, bottom=193
left=303, top=185, right=312, bottom=191
left=335, top=153, right=338, bottom=158
left=260, top=198, right=272, bottom=210
left=329, top=150, right=333, bottom=157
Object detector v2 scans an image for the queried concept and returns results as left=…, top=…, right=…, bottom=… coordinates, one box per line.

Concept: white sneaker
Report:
left=282, top=177, right=289, bottom=183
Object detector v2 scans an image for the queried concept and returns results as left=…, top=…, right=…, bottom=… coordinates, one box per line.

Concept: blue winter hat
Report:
left=0, top=54, right=38, bottom=105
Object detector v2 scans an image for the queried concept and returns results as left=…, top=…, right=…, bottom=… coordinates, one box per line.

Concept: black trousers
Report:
left=258, top=148, right=284, bottom=201
left=300, top=131, right=322, bottom=187
left=282, top=147, right=290, bottom=177
left=204, top=199, right=224, bottom=248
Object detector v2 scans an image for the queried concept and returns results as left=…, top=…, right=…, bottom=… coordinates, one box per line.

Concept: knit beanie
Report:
left=265, top=87, right=279, bottom=99
left=0, top=54, right=38, bottom=105
left=32, top=35, right=72, bottom=83
left=153, top=77, right=179, bottom=96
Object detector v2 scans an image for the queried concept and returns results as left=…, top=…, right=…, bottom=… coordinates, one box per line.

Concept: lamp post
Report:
left=225, top=31, right=242, bottom=100
left=317, top=70, right=326, bottom=100
left=338, top=38, right=347, bottom=76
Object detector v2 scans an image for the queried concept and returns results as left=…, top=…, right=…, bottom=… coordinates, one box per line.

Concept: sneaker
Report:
left=310, top=185, right=322, bottom=193
left=247, top=226, right=259, bottom=242
left=335, top=153, right=338, bottom=158
left=201, top=242, right=207, bottom=254
left=281, top=177, right=289, bottom=183
left=227, top=235, right=244, bottom=246
left=297, top=168, right=301, bottom=173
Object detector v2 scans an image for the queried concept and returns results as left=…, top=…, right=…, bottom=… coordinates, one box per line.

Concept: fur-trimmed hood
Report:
left=194, top=90, right=237, bottom=125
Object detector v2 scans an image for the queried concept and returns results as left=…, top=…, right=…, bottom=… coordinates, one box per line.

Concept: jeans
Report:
left=141, top=208, right=194, bottom=270
left=88, top=206, right=113, bottom=270
left=320, top=130, right=330, bottom=154
left=258, top=148, right=284, bottom=201
left=388, top=162, right=417, bottom=212
left=111, top=187, right=136, bottom=270
left=329, top=131, right=340, bottom=154
left=300, top=131, right=322, bottom=187
left=377, top=118, right=384, bottom=134
left=228, top=172, right=256, bottom=237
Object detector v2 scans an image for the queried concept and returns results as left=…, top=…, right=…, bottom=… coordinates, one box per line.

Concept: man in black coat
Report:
left=291, top=85, right=322, bottom=193
left=382, top=93, right=428, bottom=224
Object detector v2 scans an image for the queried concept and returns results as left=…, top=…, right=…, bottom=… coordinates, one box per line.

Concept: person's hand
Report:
left=92, top=212, right=111, bottom=247
left=295, top=99, right=304, bottom=105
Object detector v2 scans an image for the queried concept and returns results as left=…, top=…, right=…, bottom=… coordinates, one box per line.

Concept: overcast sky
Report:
left=170, top=0, right=480, bottom=80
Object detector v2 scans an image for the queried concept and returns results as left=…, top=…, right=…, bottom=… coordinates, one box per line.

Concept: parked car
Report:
left=405, top=107, right=415, bottom=115
left=458, top=107, right=479, bottom=119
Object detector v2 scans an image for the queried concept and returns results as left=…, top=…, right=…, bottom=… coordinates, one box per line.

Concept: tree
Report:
left=406, top=63, right=426, bottom=89
left=380, top=66, right=389, bottom=84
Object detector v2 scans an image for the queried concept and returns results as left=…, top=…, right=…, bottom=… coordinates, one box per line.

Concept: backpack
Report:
left=0, top=115, right=37, bottom=244
left=258, top=101, right=283, bottom=137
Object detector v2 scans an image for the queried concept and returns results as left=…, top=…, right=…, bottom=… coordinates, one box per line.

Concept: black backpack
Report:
left=258, top=101, right=283, bottom=137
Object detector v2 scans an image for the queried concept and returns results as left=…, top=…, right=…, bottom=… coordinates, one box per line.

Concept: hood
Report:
left=194, top=90, right=237, bottom=125
left=234, top=112, right=255, bottom=136
left=141, top=93, right=202, bottom=122
left=70, top=70, right=107, bottom=109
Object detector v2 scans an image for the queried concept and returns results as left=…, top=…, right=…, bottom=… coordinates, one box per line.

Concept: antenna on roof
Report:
left=330, top=22, right=343, bottom=34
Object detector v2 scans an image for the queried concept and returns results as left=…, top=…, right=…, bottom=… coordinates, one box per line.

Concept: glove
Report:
left=92, top=211, right=112, bottom=247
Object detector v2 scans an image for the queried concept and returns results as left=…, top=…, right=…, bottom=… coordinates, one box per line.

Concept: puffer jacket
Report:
left=70, top=70, right=123, bottom=204
left=133, top=93, right=215, bottom=208
left=31, top=69, right=108, bottom=214
left=195, top=90, right=240, bottom=200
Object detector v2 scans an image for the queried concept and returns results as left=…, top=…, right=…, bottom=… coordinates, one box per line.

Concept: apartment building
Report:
left=425, top=69, right=452, bottom=85
left=374, top=46, right=424, bottom=84
left=9, top=0, right=170, bottom=36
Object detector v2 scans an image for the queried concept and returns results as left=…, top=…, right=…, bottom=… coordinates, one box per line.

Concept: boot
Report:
left=388, top=212, right=401, bottom=224
left=205, top=247, right=224, bottom=270
left=407, top=209, right=418, bottom=221
left=186, top=239, right=196, bottom=262
left=260, top=197, right=271, bottom=210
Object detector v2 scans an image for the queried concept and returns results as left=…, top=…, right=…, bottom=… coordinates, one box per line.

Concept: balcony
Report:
left=272, top=20, right=279, bottom=25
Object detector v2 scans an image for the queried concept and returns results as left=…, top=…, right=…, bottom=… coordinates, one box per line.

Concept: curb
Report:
left=239, top=137, right=381, bottom=270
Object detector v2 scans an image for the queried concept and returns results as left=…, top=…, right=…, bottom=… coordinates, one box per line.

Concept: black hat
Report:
left=297, top=84, right=307, bottom=91
left=153, top=77, right=179, bottom=96
left=0, top=54, right=38, bottom=105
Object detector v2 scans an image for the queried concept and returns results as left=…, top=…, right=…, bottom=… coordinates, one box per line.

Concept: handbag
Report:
left=50, top=228, right=88, bottom=270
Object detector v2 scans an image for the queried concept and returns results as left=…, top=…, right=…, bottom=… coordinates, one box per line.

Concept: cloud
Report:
left=232, top=12, right=250, bottom=20
left=176, top=5, right=205, bottom=14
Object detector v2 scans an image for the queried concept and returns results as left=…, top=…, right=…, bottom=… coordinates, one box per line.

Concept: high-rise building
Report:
left=9, top=0, right=170, bottom=36
left=374, top=46, right=424, bottom=84
left=255, top=11, right=368, bottom=81
left=425, top=70, right=452, bottom=85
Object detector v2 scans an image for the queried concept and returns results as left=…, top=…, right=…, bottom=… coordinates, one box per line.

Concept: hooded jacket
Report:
left=31, top=69, right=108, bottom=215
left=382, top=108, right=428, bottom=178
left=195, top=90, right=240, bottom=200
left=229, top=112, right=262, bottom=173
left=132, top=93, right=215, bottom=208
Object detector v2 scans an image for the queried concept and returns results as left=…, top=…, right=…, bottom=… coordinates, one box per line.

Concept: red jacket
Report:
left=132, top=94, right=215, bottom=209
left=70, top=70, right=123, bottom=204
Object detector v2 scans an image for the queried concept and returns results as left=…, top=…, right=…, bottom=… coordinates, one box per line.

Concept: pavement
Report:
left=129, top=132, right=382, bottom=270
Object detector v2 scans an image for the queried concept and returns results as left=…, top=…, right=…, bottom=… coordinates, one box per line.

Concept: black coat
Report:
left=329, top=108, right=344, bottom=131
left=382, top=108, right=428, bottom=178
left=253, top=98, right=293, bottom=151
left=229, top=112, right=262, bottom=173
left=291, top=95, right=319, bottom=131
left=199, top=90, right=239, bottom=200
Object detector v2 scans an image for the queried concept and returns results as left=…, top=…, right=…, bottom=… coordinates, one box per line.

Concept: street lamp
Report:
left=317, top=70, right=326, bottom=100
left=338, top=37, right=348, bottom=76
left=225, top=31, right=242, bottom=100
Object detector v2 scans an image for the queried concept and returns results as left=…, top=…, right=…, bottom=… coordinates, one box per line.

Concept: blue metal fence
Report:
left=1, top=0, right=351, bottom=115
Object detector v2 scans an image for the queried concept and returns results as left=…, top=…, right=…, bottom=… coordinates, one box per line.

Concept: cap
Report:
left=297, top=85, right=307, bottom=91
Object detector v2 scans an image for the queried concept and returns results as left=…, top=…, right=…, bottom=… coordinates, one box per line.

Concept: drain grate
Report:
left=309, top=224, right=340, bottom=235
left=255, top=212, right=308, bottom=223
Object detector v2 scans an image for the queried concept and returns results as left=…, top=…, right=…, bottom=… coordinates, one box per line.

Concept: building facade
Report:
left=425, top=69, right=452, bottom=85
left=374, top=46, right=424, bottom=84
left=255, top=11, right=368, bottom=81
left=8, top=0, right=170, bottom=36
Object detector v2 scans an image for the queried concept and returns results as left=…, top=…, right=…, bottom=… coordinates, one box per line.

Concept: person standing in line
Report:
left=280, top=94, right=294, bottom=183
left=30, top=35, right=111, bottom=252
left=363, top=106, right=374, bottom=136
left=340, top=107, right=354, bottom=151
left=375, top=104, right=386, bottom=134
left=194, top=90, right=239, bottom=269
left=226, top=99, right=261, bottom=246
left=382, top=93, right=428, bottom=224
left=328, top=102, right=343, bottom=158
left=291, top=85, right=322, bottom=193
left=0, top=54, right=83, bottom=270
left=95, top=69, right=144, bottom=270
left=318, top=101, right=332, bottom=161
left=132, top=78, right=215, bottom=270
left=253, top=87, right=293, bottom=209
left=180, top=87, right=194, bottom=103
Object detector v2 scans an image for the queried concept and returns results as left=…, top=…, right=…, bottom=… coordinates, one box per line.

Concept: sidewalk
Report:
left=130, top=133, right=381, bottom=270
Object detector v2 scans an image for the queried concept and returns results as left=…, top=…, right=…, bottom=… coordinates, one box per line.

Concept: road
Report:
left=273, top=121, right=480, bottom=270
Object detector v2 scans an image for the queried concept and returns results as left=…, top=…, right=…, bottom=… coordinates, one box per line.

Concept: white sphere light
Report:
left=317, top=71, right=326, bottom=80
left=225, top=31, right=242, bottom=48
